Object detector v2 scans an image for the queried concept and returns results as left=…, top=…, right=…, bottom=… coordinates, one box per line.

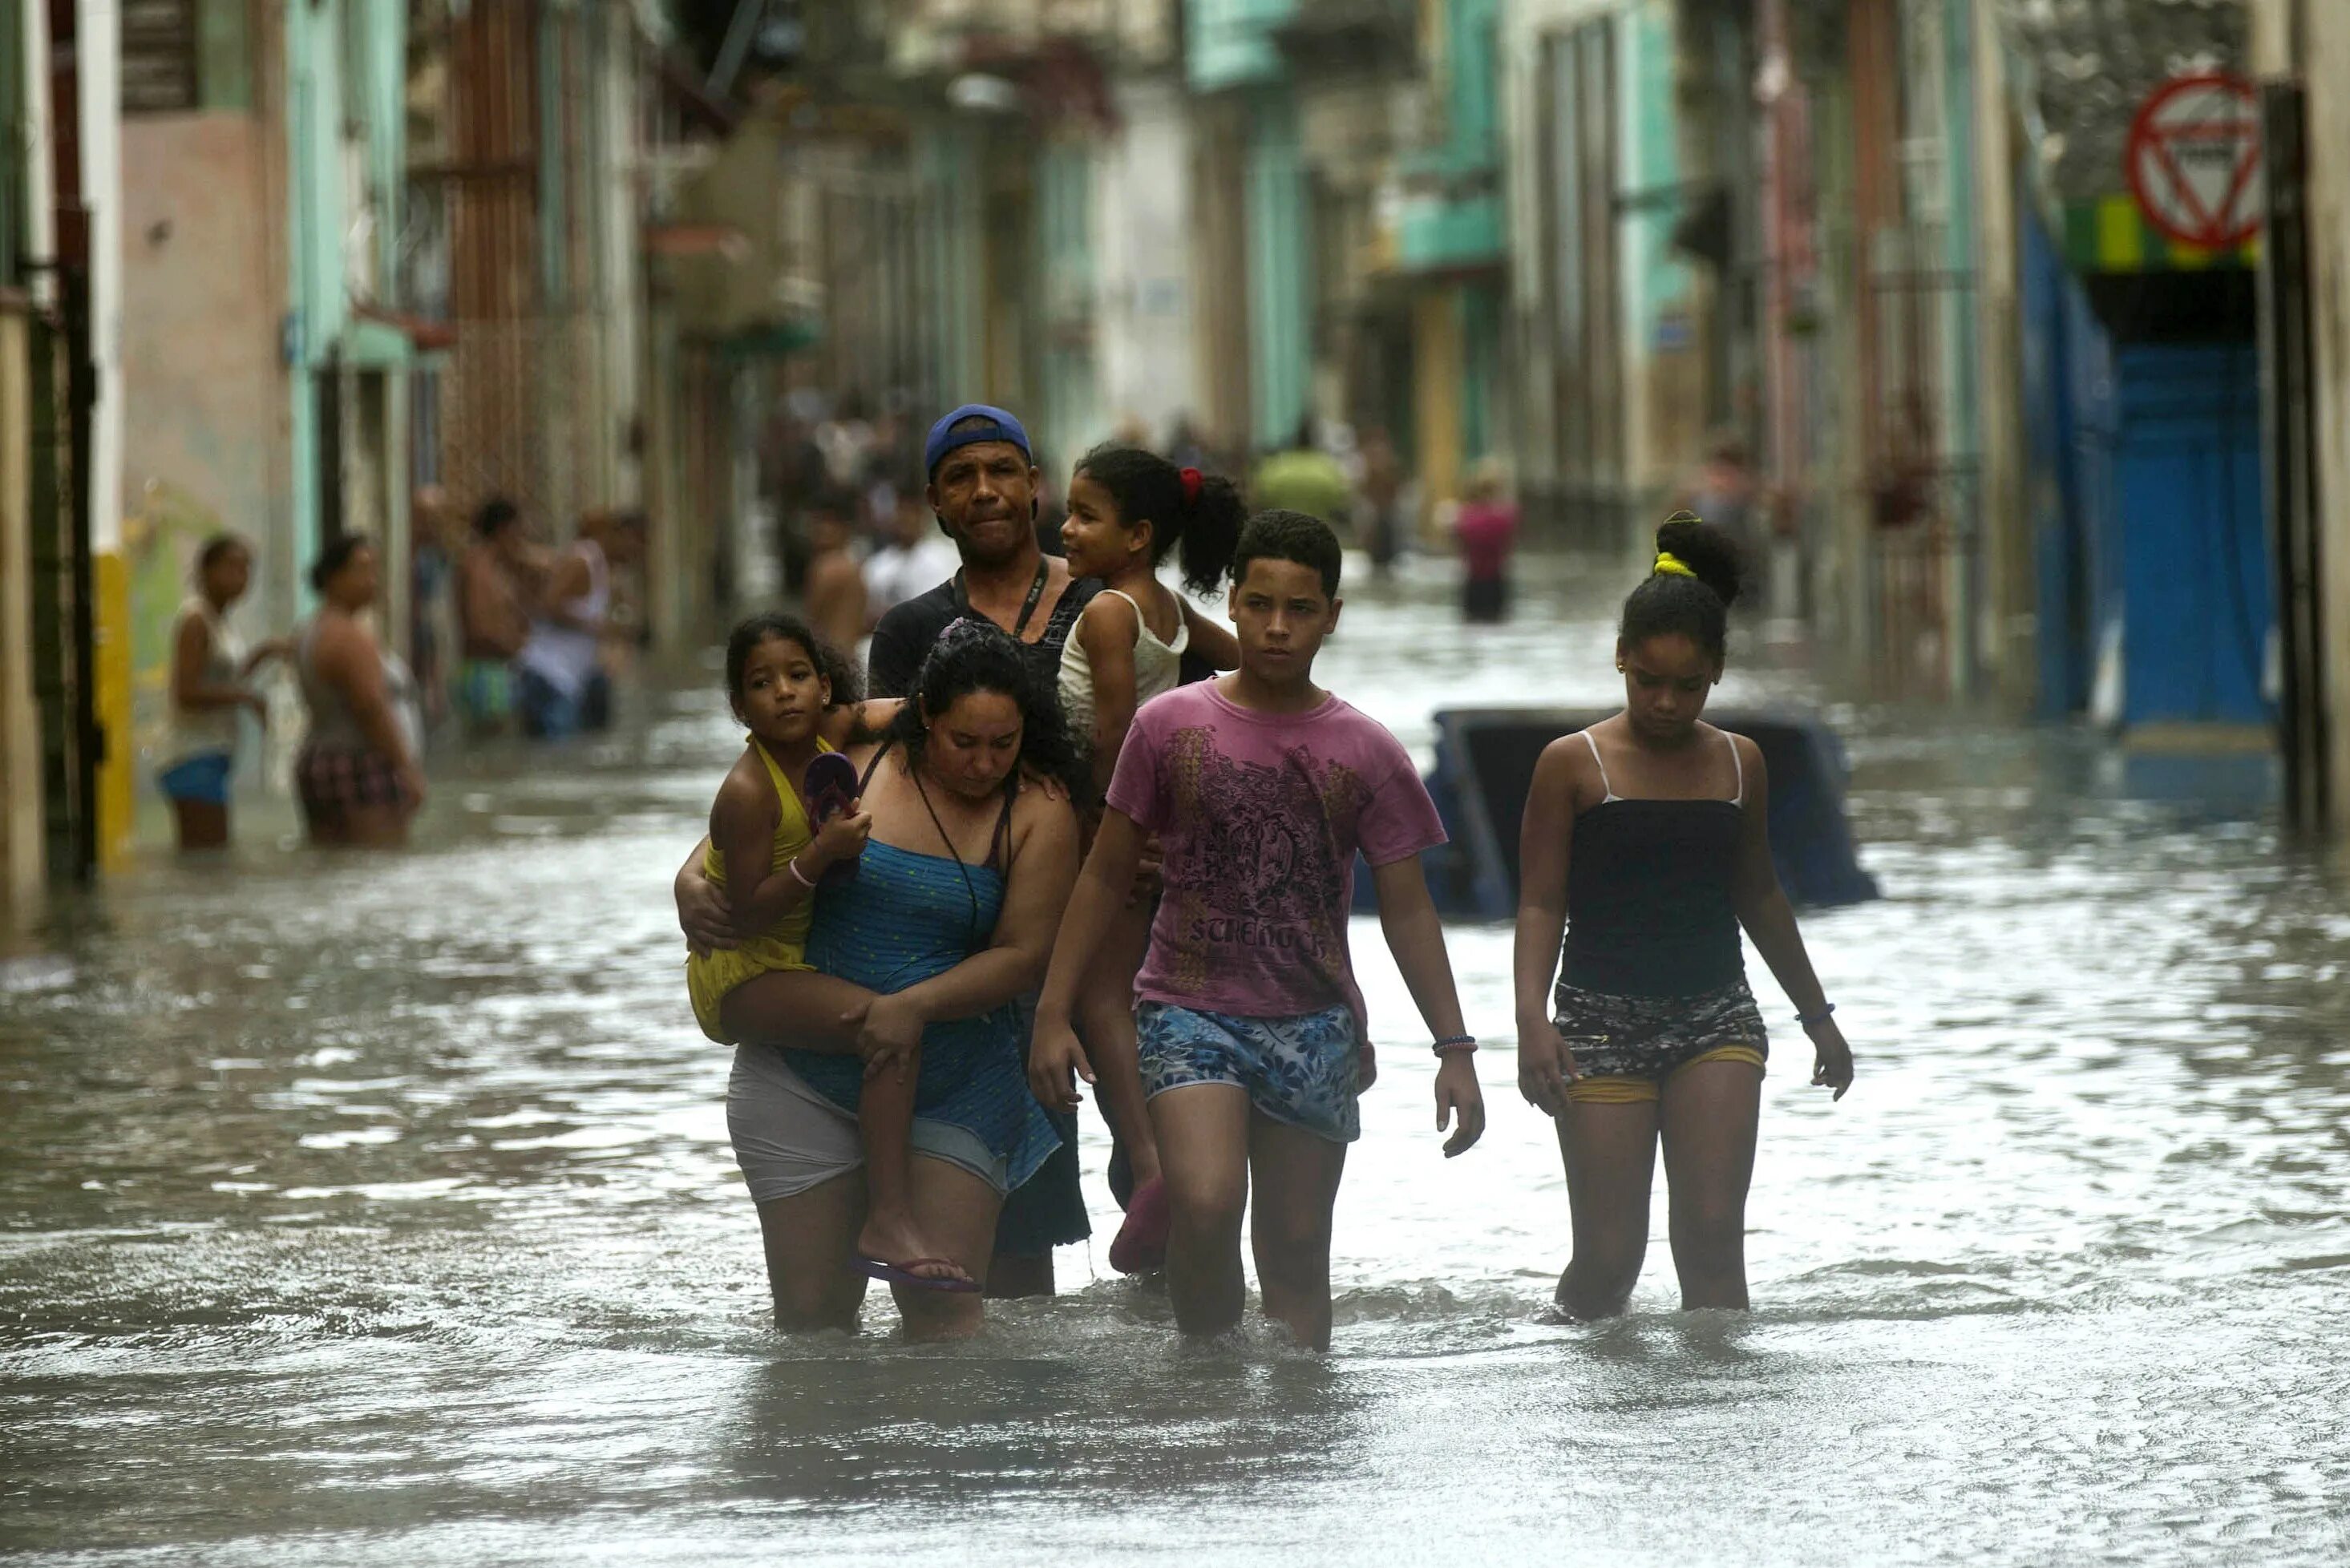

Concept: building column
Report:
left=1971, top=0, right=2032, bottom=710
left=2301, top=2, right=2350, bottom=838
left=1244, top=94, right=1309, bottom=451
left=1414, top=288, right=1463, bottom=527
left=0, top=301, right=42, bottom=921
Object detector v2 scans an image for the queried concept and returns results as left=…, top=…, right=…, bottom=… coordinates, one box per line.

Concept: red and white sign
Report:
left=2124, top=73, right=2263, bottom=249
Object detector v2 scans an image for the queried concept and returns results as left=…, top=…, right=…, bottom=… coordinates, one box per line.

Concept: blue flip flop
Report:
left=854, top=1254, right=981, bottom=1294
left=803, top=751, right=863, bottom=886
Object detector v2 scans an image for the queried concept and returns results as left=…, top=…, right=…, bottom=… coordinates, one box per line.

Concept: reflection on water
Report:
left=5, top=560, right=2349, bottom=1563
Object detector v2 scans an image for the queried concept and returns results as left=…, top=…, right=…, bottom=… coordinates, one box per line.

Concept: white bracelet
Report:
left=787, top=857, right=817, bottom=890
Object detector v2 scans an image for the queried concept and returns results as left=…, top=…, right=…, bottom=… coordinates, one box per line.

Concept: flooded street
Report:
left=6, top=562, right=2349, bottom=1565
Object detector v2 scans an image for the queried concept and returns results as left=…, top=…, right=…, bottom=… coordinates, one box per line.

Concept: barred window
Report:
left=122, top=0, right=200, bottom=115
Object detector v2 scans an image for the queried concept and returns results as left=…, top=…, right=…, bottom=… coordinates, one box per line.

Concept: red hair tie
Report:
left=1179, top=467, right=1203, bottom=504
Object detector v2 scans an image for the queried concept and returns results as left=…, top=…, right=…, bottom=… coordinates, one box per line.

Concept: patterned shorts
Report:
left=1136, top=1000, right=1361, bottom=1144
left=296, top=744, right=414, bottom=819
left=1551, top=979, right=1769, bottom=1104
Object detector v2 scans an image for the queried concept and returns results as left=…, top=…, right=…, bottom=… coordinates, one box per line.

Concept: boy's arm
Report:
left=1027, top=810, right=1151, bottom=1111
left=1369, top=854, right=1486, bottom=1156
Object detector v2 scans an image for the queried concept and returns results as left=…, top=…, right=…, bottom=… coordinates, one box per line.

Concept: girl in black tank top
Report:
left=1511, top=514, right=1855, bottom=1320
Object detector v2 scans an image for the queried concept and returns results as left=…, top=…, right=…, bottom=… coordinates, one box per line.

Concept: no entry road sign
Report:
left=2124, top=72, right=2263, bottom=250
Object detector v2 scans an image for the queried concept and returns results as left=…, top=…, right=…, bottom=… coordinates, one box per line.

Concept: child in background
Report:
left=1453, top=459, right=1519, bottom=624
left=803, top=491, right=869, bottom=658
left=160, top=533, right=288, bottom=851
left=1029, top=511, right=1487, bottom=1350
left=1055, top=444, right=1244, bottom=1272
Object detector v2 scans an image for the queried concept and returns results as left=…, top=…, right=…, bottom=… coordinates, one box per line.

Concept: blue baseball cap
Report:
left=924, top=404, right=1033, bottom=477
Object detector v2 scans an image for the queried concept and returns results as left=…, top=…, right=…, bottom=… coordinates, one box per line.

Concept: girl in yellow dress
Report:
left=686, top=612, right=981, bottom=1293
left=686, top=615, right=876, bottom=1044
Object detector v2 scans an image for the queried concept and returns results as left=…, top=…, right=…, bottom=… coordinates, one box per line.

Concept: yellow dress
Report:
left=686, top=736, right=829, bottom=1042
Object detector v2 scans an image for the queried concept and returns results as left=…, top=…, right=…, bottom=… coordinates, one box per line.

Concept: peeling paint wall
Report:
left=120, top=111, right=290, bottom=768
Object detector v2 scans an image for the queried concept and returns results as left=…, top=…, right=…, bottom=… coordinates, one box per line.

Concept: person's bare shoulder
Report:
left=712, top=747, right=779, bottom=830
left=1077, top=585, right=1139, bottom=648
left=1010, top=777, right=1078, bottom=851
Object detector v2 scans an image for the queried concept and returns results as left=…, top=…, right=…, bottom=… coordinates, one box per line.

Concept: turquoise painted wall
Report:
left=1187, top=0, right=1296, bottom=94
left=920, top=125, right=984, bottom=407
left=0, top=0, right=21, bottom=292
left=1244, top=95, right=1310, bottom=451
left=1620, top=2, right=1690, bottom=356
left=1035, top=138, right=1098, bottom=470
left=284, top=0, right=407, bottom=591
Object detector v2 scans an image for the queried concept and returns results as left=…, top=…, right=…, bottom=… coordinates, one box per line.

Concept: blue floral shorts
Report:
left=1135, top=1000, right=1361, bottom=1145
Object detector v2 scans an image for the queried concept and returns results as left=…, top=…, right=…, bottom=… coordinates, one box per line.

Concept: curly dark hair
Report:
left=1074, top=443, right=1245, bottom=595
left=1232, top=507, right=1342, bottom=599
left=196, top=532, right=249, bottom=575
left=884, top=618, right=1092, bottom=805
left=1619, top=511, right=1745, bottom=662
left=309, top=533, right=373, bottom=594
left=723, top=612, right=860, bottom=713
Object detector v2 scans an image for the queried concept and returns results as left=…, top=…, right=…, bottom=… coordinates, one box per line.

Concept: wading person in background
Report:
left=517, top=510, right=637, bottom=740
left=1249, top=418, right=1352, bottom=538
left=863, top=491, right=961, bottom=630
left=1357, top=427, right=1406, bottom=577
left=409, top=486, right=454, bottom=733
left=1511, top=513, right=1854, bottom=1318
left=702, top=621, right=1083, bottom=1335
left=455, top=496, right=534, bottom=737
left=801, top=491, right=868, bottom=657
left=295, top=536, right=426, bottom=848
left=1029, top=511, right=1486, bottom=1352
left=160, top=534, right=288, bottom=851
left=1453, top=459, right=1520, bottom=624
left=1054, top=443, right=1244, bottom=1272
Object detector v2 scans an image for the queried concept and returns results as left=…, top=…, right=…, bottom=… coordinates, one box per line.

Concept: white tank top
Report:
left=1058, top=586, right=1188, bottom=743
left=515, top=538, right=609, bottom=698
left=163, top=596, right=247, bottom=765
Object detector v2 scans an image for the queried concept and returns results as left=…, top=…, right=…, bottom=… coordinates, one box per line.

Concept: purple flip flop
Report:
left=803, top=751, right=863, bottom=885
left=854, top=1254, right=981, bottom=1294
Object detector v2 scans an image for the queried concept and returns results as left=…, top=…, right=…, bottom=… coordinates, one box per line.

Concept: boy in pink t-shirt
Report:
left=1032, top=510, right=1486, bottom=1351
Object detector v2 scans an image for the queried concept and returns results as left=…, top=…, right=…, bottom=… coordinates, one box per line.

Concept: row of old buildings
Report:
left=8, top=0, right=2350, bottom=919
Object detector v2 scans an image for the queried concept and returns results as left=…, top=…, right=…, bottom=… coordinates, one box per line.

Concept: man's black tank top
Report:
left=1559, top=728, right=1747, bottom=999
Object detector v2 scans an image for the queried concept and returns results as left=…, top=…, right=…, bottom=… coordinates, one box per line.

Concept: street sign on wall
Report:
left=2124, top=73, right=2264, bottom=250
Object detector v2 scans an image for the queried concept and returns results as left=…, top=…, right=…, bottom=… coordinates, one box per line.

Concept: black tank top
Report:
left=1559, top=729, right=1746, bottom=999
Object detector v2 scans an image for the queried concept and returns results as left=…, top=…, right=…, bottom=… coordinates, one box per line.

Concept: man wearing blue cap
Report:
left=866, top=405, right=1101, bottom=701
left=851, top=405, right=1102, bottom=1298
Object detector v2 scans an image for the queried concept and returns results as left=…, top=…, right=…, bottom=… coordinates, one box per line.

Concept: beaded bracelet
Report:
left=1797, top=1003, right=1837, bottom=1028
left=1431, top=1035, right=1478, bottom=1057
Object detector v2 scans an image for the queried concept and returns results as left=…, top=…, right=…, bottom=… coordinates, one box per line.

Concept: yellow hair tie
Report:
left=1653, top=551, right=1697, bottom=579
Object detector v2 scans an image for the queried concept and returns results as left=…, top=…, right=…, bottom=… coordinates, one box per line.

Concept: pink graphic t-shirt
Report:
left=1106, top=681, right=1446, bottom=1024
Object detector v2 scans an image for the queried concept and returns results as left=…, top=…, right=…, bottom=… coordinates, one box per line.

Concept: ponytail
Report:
left=1074, top=443, right=1245, bottom=596
left=1172, top=468, right=1244, bottom=596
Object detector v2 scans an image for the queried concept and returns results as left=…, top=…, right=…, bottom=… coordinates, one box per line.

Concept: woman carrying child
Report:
left=685, top=616, right=1083, bottom=1337
left=1512, top=514, right=1855, bottom=1319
